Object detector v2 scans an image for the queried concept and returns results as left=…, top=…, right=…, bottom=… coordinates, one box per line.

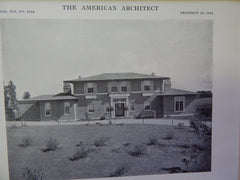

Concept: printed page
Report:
left=0, top=1, right=239, bottom=180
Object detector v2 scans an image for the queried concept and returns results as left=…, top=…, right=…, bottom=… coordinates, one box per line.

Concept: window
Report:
left=44, top=102, right=51, bottom=116
left=111, top=86, right=118, bottom=92
left=88, top=104, right=95, bottom=113
left=86, top=82, right=96, bottom=94
left=144, top=85, right=150, bottom=91
left=64, top=102, right=70, bottom=115
left=121, top=86, right=128, bottom=92
left=174, top=96, right=185, bottom=112
left=87, top=87, right=94, bottom=94
left=144, top=104, right=151, bottom=111
left=141, top=80, right=152, bottom=91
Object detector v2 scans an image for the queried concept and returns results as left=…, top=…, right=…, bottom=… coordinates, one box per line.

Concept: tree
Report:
left=4, top=81, right=17, bottom=109
left=23, top=91, right=30, bottom=99
left=4, top=86, right=9, bottom=108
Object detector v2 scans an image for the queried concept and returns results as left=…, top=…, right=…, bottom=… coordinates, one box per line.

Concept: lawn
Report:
left=7, top=123, right=211, bottom=180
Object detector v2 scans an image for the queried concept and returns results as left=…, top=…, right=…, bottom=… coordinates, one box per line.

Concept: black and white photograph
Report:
left=1, top=18, right=213, bottom=180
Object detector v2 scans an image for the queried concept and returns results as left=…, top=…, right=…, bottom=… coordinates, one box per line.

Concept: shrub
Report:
left=94, top=136, right=109, bottom=147
left=181, top=140, right=211, bottom=172
left=22, top=167, right=45, bottom=180
left=106, top=107, right=114, bottom=112
left=109, top=166, right=127, bottom=177
left=190, top=119, right=211, bottom=139
left=111, top=147, right=122, bottom=153
left=123, top=142, right=131, bottom=147
left=69, top=148, right=88, bottom=161
left=177, top=123, right=184, bottom=128
left=195, top=104, right=212, bottom=120
left=75, top=141, right=83, bottom=147
left=41, top=138, right=59, bottom=152
left=128, top=144, right=147, bottom=157
left=100, top=116, right=105, bottom=120
left=146, top=137, right=158, bottom=145
left=19, top=136, right=33, bottom=147
left=163, top=131, right=175, bottom=140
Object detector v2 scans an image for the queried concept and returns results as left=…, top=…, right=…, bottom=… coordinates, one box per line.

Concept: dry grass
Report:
left=18, top=136, right=33, bottom=147
left=7, top=124, right=211, bottom=180
left=22, top=167, right=45, bottom=180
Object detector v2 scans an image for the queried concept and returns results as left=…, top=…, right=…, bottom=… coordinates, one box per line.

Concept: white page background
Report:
left=0, top=1, right=239, bottom=180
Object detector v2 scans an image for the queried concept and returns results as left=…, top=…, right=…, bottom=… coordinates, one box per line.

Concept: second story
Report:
left=64, top=72, right=171, bottom=96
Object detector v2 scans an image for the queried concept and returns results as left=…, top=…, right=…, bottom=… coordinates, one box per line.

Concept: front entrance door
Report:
left=115, top=103, right=125, bottom=117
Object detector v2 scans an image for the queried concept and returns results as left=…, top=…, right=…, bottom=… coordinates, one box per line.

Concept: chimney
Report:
left=78, top=75, right=81, bottom=79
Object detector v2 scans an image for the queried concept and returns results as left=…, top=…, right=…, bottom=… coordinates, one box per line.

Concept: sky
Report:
left=0, top=19, right=212, bottom=100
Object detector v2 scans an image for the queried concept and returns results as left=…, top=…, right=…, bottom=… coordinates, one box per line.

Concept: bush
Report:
left=190, top=119, right=211, bottom=139
left=75, top=141, right=83, bottom=147
left=41, top=138, right=59, bottom=152
left=181, top=140, right=211, bottom=172
left=106, top=107, right=114, bottom=112
left=123, top=142, right=131, bottom=147
left=69, top=148, right=88, bottom=161
left=109, top=166, right=127, bottom=177
left=128, top=144, right=147, bottom=157
left=146, top=137, right=158, bottom=145
left=19, top=136, right=33, bottom=147
left=94, top=136, right=109, bottom=147
left=177, top=123, right=184, bottom=128
left=100, top=116, right=105, bottom=120
left=163, top=131, right=175, bottom=140
left=22, top=167, right=45, bottom=180
left=111, top=147, right=122, bottom=153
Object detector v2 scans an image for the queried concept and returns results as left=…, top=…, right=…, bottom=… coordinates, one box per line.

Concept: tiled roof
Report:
left=64, top=72, right=169, bottom=82
left=18, top=94, right=78, bottom=102
left=162, top=88, right=196, bottom=95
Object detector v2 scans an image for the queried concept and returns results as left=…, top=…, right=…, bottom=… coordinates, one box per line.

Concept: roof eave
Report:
left=64, top=76, right=170, bottom=83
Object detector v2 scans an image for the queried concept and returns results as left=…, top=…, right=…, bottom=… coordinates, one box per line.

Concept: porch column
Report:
left=74, top=103, right=77, bottom=121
